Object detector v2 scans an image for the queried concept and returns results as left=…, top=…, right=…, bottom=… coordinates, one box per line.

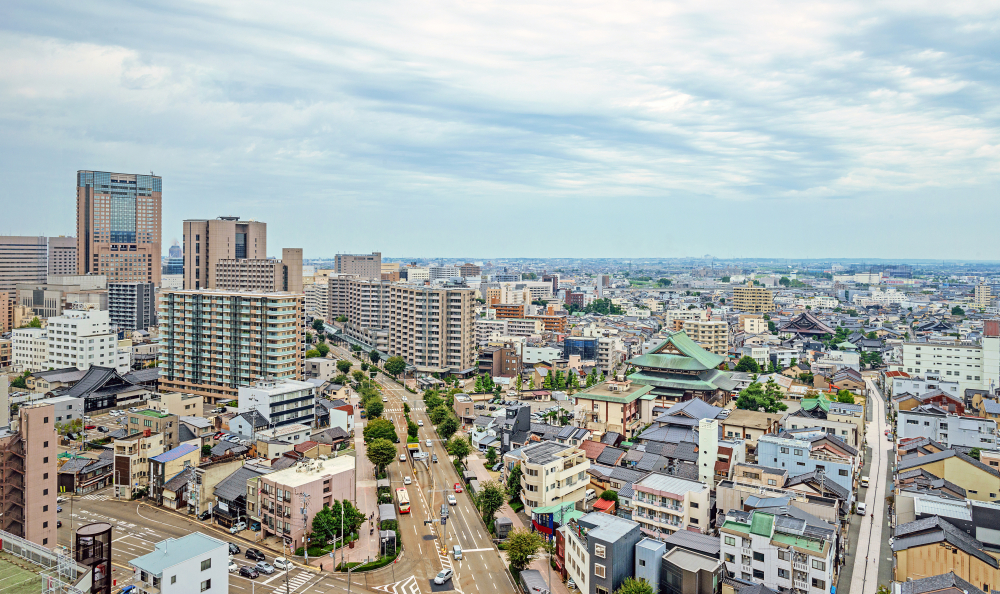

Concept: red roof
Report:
left=293, top=441, right=319, bottom=453
left=593, top=498, right=615, bottom=512
left=884, top=371, right=910, bottom=378
left=579, top=440, right=608, bottom=460
left=714, top=460, right=730, bottom=473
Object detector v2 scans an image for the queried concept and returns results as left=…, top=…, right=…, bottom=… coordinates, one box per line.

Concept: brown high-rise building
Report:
left=335, top=252, right=381, bottom=279
left=0, top=236, right=48, bottom=297
left=48, top=236, right=78, bottom=275
left=182, top=217, right=267, bottom=290
left=0, top=401, right=57, bottom=547
left=76, top=171, right=162, bottom=286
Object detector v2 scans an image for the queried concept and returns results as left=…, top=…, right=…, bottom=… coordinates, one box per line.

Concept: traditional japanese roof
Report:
left=628, top=331, right=726, bottom=372
left=65, top=366, right=142, bottom=399
left=779, top=312, right=835, bottom=336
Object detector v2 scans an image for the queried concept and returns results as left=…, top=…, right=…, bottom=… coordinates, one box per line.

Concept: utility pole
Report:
left=300, top=492, right=311, bottom=566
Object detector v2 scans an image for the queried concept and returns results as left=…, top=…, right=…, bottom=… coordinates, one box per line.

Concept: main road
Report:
left=847, top=376, right=892, bottom=594
left=332, top=344, right=518, bottom=594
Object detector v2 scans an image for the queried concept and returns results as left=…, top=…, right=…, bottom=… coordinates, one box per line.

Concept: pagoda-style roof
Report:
left=628, top=331, right=725, bottom=372
left=778, top=312, right=835, bottom=336
left=629, top=369, right=739, bottom=393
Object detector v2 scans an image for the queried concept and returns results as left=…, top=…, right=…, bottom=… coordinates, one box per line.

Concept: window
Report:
left=778, top=569, right=789, bottom=579
left=171, top=576, right=177, bottom=584
left=753, top=552, right=764, bottom=562
left=43, top=521, right=48, bottom=528
left=780, top=447, right=789, bottom=454
left=595, top=544, right=606, bottom=558
left=725, top=536, right=736, bottom=546
left=201, top=579, right=211, bottom=592
left=742, top=555, right=751, bottom=565
left=690, top=502, right=699, bottom=509
left=43, top=441, right=49, bottom=448
left=794, top=449, right=803, bottom=456
left=43, top=473, right=48, bottom=480
left=725, top=553, right=735, bottom=563
left=768, top=479, right=776, bottom=485
left=812, top=560, right=825, bottom=570
left=753, top=569, right=764, bottom=579
left=43, top=505, right=48, bottom=512
left=595, top=564, right=606, bottom=578
left=43, top=489, right=48, bottom=495
left=44, top=417, right=49, bottom=423
left=812, top=579, right=826, bottom=590
left=777, top=550, right=790, bottom=561
left=839, top=469, right=849, bottom=476
left=201, top=559, right=212, bottom=571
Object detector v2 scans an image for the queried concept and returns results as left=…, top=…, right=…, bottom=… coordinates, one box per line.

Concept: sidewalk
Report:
left=466, top=454, right=525, bottom=530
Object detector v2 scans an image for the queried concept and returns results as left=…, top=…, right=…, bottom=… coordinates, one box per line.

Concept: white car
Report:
left=109, top=410, right=121, bottom=417
left=402, top=396, right=408, bottom=402
left=399, top=454, right=407, bottom=462
left=382, top=396, right=388, bottom=402
left=230, top=521, right=247, bottom=534
left=418, top=420, right=423, bottom=426
left=273, top=557, right=291, bottom=571
left=434, top=569, right=454, bottom=585
left=404, top=476, right=411, bottom=485
left=426, top=439, right=432, bottom=447
left=228, top=561, right=238, bottom=573
left=448, top=494, right=457, bottom=505
left=128, top=407, right=139, bottom=413
left=856, top=502, right=867, bottom=515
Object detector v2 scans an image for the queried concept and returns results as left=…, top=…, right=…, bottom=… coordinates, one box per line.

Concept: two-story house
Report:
left=562, top=512, right=643, bottom=594
left=756, top=431, right=858, bottom=493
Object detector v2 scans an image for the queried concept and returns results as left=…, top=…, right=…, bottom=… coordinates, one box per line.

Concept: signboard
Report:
left=217, top=501, right=227, bottom=512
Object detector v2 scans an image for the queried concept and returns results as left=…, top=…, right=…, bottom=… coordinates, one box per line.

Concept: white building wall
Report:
left=12, top=327, right=48, bottom=372
left=45, top=309, right=118, bottom=371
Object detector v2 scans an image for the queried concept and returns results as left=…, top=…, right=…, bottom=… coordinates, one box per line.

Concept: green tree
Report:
left=305, top=332, right=313, bottom=344
left=720, top=276, right=730, bottom=283
left=866, top=331, right=878, bottom=339
left=430, top=406, right=449, bottom=425
left=768, top=321, right=777, bottom=333
left=568, top=370, right=580, bottom=390
left=352, top=370, right=366, bottom=384
left=486, top=446, right=498, bottom=466
left=201, top=444, right=212, bottom=457
left=543, top=372, right=553, bottom=390
left=10, top=373, right=29, bottom=389
left=506, top=528, right=545, bottom=572
left=734, top=380, right=788, bottom=414
left=403, top=403, right=410, bottom=415
left=27, top=317, right=42, bottom=328
left=439, top=416, right=459, bottom=440
left=407, top=419, right=419, bottom=439
left=969, top=447, right=982, bottom=460
left=836, top=389, right=855, bottom=404
left=779, top=276, right=791, bottom=287
left=363, top=419, right=398, bottom=444
left=507, top=463, right=523, bottom=500
left=514, top=374, right=523, bottom=393
left=735, top=356, right=761, bottom=373
left=656, top=278, right=672, bottom=287
left=528, top=376, right=535, bottom=390
left=361, top=362, right=369, bottom=372
left=312, top=318, right=325, bottom=331
left=366, top=437, right=398, bottom=470
left=343, top=499, right=366, bottom=535
left=951, top=306, right=965, bottom=316
left=369, top=350, right=380, bottom=365
left=337, top=359, right=352, bottom=374
left=615, top=577, right=655, bottom=594
left=306, top=348, right=321, bottom=359
left=476, top=480, right=507, bottom=525
left=384, top=356, right=406, bottom=377
left=600, top=489, right=619, bottom=503
left=447, top=436, right=471, bottom=464
left=312, top=505, right=337, bottom=543
left=366, top=400, right=384, bottom=418
left=789, top=358, right=797, bottom=368
left=316, top=342, right=330, bottom=357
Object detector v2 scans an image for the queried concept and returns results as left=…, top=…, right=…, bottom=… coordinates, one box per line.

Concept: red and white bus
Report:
left=396, top=487, right=411, bottom=514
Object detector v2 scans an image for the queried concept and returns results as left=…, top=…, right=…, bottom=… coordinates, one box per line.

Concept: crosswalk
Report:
left=80, top=492, right=112, bottom=501
left=374, top=575, right=420, bottom=594
left=261, top=569, right=314, bottom=592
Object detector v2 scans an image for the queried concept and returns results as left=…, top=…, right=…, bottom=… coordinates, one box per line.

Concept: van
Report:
left=856, top=502, right=867, bottom=515
left=441, top=504, right=449, bottom=518
left=453, top=545, right=462, bottom=560
left=860, top=476, right=869, bottom=488
left=585, top=489, right=596, bottom=501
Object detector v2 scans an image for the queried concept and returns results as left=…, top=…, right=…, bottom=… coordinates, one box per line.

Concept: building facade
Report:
left=114, top=431, right=165, bottom=499
left=109, top=282, right=157, bottom=331
left=0, top=403, right=58, bottom=547
left=334, top=252, right=381, bottom=279
left=12, top=327, right=48, bottom=372
left=238, top=378, right=316, bottom=428
left=214, top=247, right=303, bottom=294
left=0, top=236, right=48, bottom=298
left=732, top=283, right=775, bottom=314
left=47, top=236, right=77, bottom=276
left=631, top=473, right=711, bottom=539
left=158, top=290, right=305, bottom=404
left=76, top=171, right=162, bottom=285
left=46, top=309, right=118, bottom=371
left=182, top=217, right=267, bottom=290
left=129, top=532, right=228, bottom=594
left=682, top=320, right=728, bottom=357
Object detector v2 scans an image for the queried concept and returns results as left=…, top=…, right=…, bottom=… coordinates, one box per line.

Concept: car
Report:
left=128, top=407, right=139, bottom=413
left=402, top=396, right=408, bottom=402
left=83, top=416, right=92, bottom=421
left=57, top=520, right=62, bottom=528
left=432, top=454, right=438, bottom=463
left=118, top=587, right=136, bottom=594
left=454, top=483, right=463, bottom=493
left=56, top=496, right=66, bottom=503
left=426, top=439, right=432, bottom=447
left=399, top=454, right=407, bottom=462
left=403, top=476, right=411, bottom=485
left=57, top=506, right=62, bottom=513
left=245, top=548, right=266, bottom=561
left=857, top=502, right=867, bottom=515
left=273, top=557, right=291, bottom=570
left=109, top=410, right=121, bottom=417
left=230, top=521, right=247, bottom=534
left=200, top=510, right=214, bottom=522
left=568, top=579, right=577, bottom=590
left=382, top=396, right=388, bottom=402
left=249, top=521, right=261, bottom=531
left=453, top=545, right=462, bottom=560
left=229, top=561, right=239, bottom=573
left=491, top=462, right=502, bottom=472
left=488, top=406, right=497, bottom=411
left=434, top=569, right=454, bottom=585
left=448, top=494, right=457, bottom=505
left=97, top=426, right=109, bottom=433
left=255, top=561, right=275, bottom=575
left=84, top=425, right=96, bottom=430
left=239, top=566, right=260, bottom=579
left=213, top=432, right=224, bottom=440
left=418, top=420, right=424, bottom=426
left=229, top=543, right=241, bottom=555
left=888, top=537, right=894, bottom=548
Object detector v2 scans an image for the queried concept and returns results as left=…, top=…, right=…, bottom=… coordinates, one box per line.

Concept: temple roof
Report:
left=778, top=312, right=835, bottom=336
left=628, top=331, right=725, bottom=372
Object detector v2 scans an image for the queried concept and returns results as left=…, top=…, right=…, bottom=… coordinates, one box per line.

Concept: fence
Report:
left=0, top=528, right=91, bottom=593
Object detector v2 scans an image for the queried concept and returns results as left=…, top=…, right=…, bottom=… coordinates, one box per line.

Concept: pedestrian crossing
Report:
left=263, top=570, right=314, bottom=592
left=80, top=492, right=112, bottom=501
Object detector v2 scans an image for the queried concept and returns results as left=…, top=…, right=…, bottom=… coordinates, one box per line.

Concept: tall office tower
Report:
left=0, top=236, right=48, bottom=297
left=182, top=217, right=266, bottom=290
left=335, top=252, right=381, bottom=279
left=158, top=289, right=304, bottom=404
left=76, top=171, right=162, bottom=286
left=47, top=236, right=78, bottom=275
left=109, top=282, right=157, bottom=330
left=214, top=247, right=303, bottom=294
left=168, top=242, right=182, bottom=258
left=0, top=402, right=57, bottom=547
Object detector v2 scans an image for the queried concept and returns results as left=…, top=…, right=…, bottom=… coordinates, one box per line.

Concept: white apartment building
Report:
left=505, top=318, right=544, bottom=337
left=238, top=378, right=316, bottom=428
left=665, top=309, right=707, bottom=325
left=11, top=327, right=48, bottom=372
left=255, top=423, right=312, bottom=444
left=304, top=281, right=328, bottom=318
left=597, top=336, right=624, bottom=373
left=891, top=373, right=959, bottom=398
left=897, top=409, right=997, bottom=450
left=404, top=266, right=429, bottom=281
left=632, top=473, right=711, bottom=538
left=740, top=345, right=770, bottom=369
left=129, top=532, right=229, bottom=594
left=505, top=441, right=590, bottom=514
left=429, top=266, right=461, bottom=281
left=898, top=341, right=986, bottom=394
left=475, top=318, right=509, bottom=345
left=743, top=318, right=768, bottom=334
left=721, top=509, right=836, bottom=594
left=46, top=309, right=118, bottom=371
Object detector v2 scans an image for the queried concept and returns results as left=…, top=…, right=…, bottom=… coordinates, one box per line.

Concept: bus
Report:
left=396, top=487, right=410, bottom=514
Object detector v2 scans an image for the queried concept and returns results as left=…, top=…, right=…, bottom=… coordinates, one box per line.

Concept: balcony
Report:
left=794, top=581, right=808, bottom=591
left=793, top=561, right=808, bottom=572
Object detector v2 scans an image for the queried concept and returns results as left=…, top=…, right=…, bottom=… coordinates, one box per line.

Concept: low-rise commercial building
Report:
left=114, top=431, right=165, bottom=499
left=129, top=532, right=229, bottom=594
left=258, top=456, right=355, bottom=551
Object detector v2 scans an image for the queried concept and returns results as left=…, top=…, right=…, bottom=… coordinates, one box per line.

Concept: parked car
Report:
left=57, top=506, right=62, bottom=513
left=491, top=462, right=502, bottom=472
left=84, top=425, right=96, bottom=430
left=273, top=558, right=291, bottom=570
left=97, top=426, right=109, bottom=433
left=454, top=483, right=463, bottom=493
left=448, top=494, right=457, bottom=506
left=856, top=502, right=867, bottom=515
left=229, top=561, right=239, bottom=573
left=118, top=586, right=136, bottom=594
left=128, top=407, right=139, bottom=413
left=402, top=396, right=408, bottom=402
left=57, top=520, right=62, bottom=528
left=434, top=569, right=454, bottom=585
left=239, top=566, right=260, bottom=579
left=568, top=579, right=577, bottom=590
left=200, top=510, right=214, bottom=521
left=109, top=410, right=122, bottom=416
left=249, top=521, right=261, bottom=531
left=255, top=561, right=275, bottom=575
left=245, top=548, right=266, bottom=561
left=56, top=496, right=66, bottom=503
left=228, top=543, right=241, bottom=555
left=230, top=521, right=247, bottom=534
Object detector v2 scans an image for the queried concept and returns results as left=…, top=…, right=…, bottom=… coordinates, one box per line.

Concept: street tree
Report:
left=337, top=359, right=352, bottom=374
left=447, top=436, right=471, bottom=464
left=429, top=406, right=450, bottom=425
left=403, top=403, right=410, bottom=415
left=366, top=438, right=397, bottom=470
left=352, top=370, right=366, bottom=384
left=506, top=528, right=545, bottom=572
left=369, top=350, right=380, bottom=365
left=486, top=446, right=498, bottom=466
left=615, top=578, right=654, bottom=594
left=363, top=419, right=398, bottom=444
left=342, top=500, right=365, bottom=535
left=439, top=415, right=459, bottom=440
left=312, top=318, right=325, bottom=331
left=476, top=480, right=507, bottom=526
left=384, top=356, right=407, bottom=377
left=316, top=342, right=330, bottom=357
left=306, top=349, right=321, bottom=359
left=366, top=400, right=384, bottom=418
left=407, top=420, right=419, bottom=439
left=507, top=463, right=523, bottom=501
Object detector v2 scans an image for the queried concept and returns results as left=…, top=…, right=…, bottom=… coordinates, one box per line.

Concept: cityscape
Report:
left=3, top=2, right=1000, bottom=594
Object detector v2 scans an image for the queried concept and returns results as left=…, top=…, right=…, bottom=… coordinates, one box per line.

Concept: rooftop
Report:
left=151, top=444, right=199, bottom=464
left=263, top=455, right=355, bottom=488
left=129, top=533, right=228, bottom=576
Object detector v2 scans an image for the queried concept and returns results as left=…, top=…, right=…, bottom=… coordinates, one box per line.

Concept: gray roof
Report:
left=180, top=416, right=212, bottom=428
left=378, top=503, right=396, bottom=522
left=663, top=529, right=722, bottom=558
left=898, top=449, right=1000, bottom=478
left=123, top=367, right=160, bottom=384
left=577, top=511, right=640, bottom=543
left=597, top=447, right=626, bottom=466
left=609, top=467, right=649, bottom=484
left=163, top=470, right=191, bottom=493
left=638, top=425, right=696, bottom=444
left=785, top=470, right=850, bottom=500
left=130, top=533, right=227, bottom=575
left=983, top=400, right=1000, bottom=414
left=518, top=441, right=576, bottom=465
left=214, top=465, right=269, bottom=501
left=900, top=573, right=985, bottom=594
left=313, top=427, right=349, bottom=443
left=894, top=516, right=997, bottom=567
left=210, top=442, right=248, bottom=457
left=601, top=432, right=621, bottom=445
left=236, top=410, right=269, bottom=429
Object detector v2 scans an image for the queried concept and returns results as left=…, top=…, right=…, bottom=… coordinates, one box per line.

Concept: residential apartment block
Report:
left=238, top=378, right=316, bottom=428
left=632, top=473, right=711, bottom=539
left=109, top=282, right=157, bottom=331
left=0, top=236, right=48, bottom=297
left=732, top=282, right=775, bottom=313
left=12, top=327, right=48, bottom=372
left=113, top=431, right=165, bottom=499
left=76, top=171, right=162, bottom=285
left=182, top=217, right=266, bottom=290
left=214, top=247, right=303, bottom=294
left=127, top=409, right=181, bottom=450
left=46, top=309, right=119, bottom=371
left=158, top=290, right=305, bottom=404
left=897, top=408, right=997, bottom=450
left=505, top=440, right=590, bottom=514
left=562, top=512, right=643, bottom=594
left=335, top=252, right=381, bottom=279
left=757, top=431, right=858, bottom=493
left=681, top=319, right=728, bottom=357
left=0, top=402, right=57, bottom=547
left=48, top=236, right=77, bottom=276
left=897, top=341, right=987, bottom=394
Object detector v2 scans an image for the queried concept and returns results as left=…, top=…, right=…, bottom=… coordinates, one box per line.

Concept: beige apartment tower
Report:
left=48, top=236, right=78, bottom=275
left=976, top=283, right=992, bottom=309
left=76, top=171, right=162, bottom=286
left=0, top=402, right=57, bottom=547
left=214, top=247, right=304, bottom=294
left=682, top=319, right=729, bottom=357
left=335, top=252, right=381, bottom=279
left=732, top=282, right=775, bottom=313
left=183, top=217, right=266, bottom=290
left=158, top=289, right=304, bottom=403
left=0, top=236, right=48, bottom=297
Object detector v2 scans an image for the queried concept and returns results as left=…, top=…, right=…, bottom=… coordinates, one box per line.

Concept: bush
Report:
left=509, top=500, right=524, bottom=513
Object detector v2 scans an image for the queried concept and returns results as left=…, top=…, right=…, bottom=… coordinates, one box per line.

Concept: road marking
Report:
left=457, top=548, right=493, bottom=552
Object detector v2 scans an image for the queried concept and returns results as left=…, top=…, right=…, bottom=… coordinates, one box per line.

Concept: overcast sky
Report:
left=2, top=1, right=998, bottom=260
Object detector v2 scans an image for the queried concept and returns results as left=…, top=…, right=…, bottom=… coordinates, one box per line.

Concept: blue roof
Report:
left=130, top=532, right=227, bottom=575
left=151, top=444, right=199, bottom=464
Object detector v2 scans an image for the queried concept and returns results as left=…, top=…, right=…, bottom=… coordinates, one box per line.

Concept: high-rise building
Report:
left=182, top=217, right=266, bottom=290
left=458, top=263, right=481, bottom=278
left=976, top=283, right=992, bottom=309
left=0, top=236, right=48, bottom=297
left=47, top=236, right=77, bottom=276
left=0, top=402, right=57, bottom=547
left=158, top=289, right=304, bottom=404
left=76, top=171, right=162, bottom=286
left=681, top=319, right=729, bottom=357
left=17, top=274, right=108, bottom=319
left=46, top=309, right=119, bottom=371
left=214, top=248, right=303, bottom=294
left=109, top=282, right=157, bottom=331
left=732, top=282, right=775, bottom=313
left=168, top=242, right=182, bottom=258
left=335, top=252, right=381, bottom=279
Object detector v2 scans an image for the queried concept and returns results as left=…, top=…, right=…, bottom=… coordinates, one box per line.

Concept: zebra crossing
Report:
left=80, top=492, right=112, bottom=501
left=263, top=570, right=314, bottom=593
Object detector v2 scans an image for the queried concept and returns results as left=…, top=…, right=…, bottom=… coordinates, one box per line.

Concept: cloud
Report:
left=0, top=0, right=998, bottom=258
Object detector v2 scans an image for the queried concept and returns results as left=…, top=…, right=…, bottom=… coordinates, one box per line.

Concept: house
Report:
left=562, top=512, right=643, bottom=594
left=897, top=407, right=997, bottom=450
left=149, top=444, right=200, bottom=505
left=129, top=532, right=229, bottom=594
left=573, top=377, right=653, bottom=441
left=756, top=430, right=858, bottom=493
left=894, top=573, right=985, bottom=594
left=893, top=516, right=1000, bottom=589
left=212, top=464, right=273, bottom=530
left=57, top=452, right=113, bottom=495
left=114, top=431, right=165, bottom=499
left=720, top=409, right=783, bottom=452
left=631, top=473, right=711, bottom=538
left=896, top=449, right=1000, bottom=502
left=53, top=365, right=152, bottom=413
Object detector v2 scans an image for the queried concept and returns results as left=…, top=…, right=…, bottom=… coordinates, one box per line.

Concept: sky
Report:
left=1, top=1, right=999, bottom=260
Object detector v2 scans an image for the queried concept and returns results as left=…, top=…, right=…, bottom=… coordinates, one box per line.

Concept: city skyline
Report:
left=2, top=1, right=998, bottom=260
